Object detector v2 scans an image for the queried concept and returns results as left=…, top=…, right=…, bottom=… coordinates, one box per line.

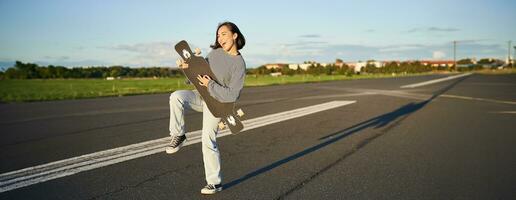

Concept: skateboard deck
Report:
left=174, top=40, right=244, bottom=134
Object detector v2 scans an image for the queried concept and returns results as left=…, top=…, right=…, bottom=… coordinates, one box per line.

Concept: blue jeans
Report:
left=169, top=90, right=222, bottom=185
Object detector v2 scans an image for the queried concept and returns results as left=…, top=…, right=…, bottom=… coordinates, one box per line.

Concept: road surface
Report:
left=1, top=73, right=515, bottom=199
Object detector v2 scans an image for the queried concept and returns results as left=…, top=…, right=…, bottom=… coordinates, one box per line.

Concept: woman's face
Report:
left=217, top=25, right=238, bottom=52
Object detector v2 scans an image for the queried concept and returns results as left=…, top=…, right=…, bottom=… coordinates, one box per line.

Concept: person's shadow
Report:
left=223, top=75, right=468, bottom=190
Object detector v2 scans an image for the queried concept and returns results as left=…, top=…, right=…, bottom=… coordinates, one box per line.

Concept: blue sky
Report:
left=1, top=0, right=515, bottom=68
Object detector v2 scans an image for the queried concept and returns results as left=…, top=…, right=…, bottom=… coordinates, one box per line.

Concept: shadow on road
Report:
left=223, top=75, right=469, bottom=190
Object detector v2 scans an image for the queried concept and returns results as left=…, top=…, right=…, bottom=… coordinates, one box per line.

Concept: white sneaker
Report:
left=201, top=184, right=222, bottom=195
left=165, top=135, right=186, bottom=154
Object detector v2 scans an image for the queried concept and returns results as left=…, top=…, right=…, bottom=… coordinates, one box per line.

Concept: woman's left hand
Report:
left=197, top=75, right=212, bottom=87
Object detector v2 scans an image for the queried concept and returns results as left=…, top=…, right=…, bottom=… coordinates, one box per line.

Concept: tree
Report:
left=3, top=68, right=18, bottom=79
left=280, top=65, right=294, bottom=76
left=307, top=64, right=324, bottom=75
left=457, top=58, right=474, bottom=65
left=336, top=64, right=353, bottom=76
left=477, top=58, right=494, bottom=65
left=384, top=61, right=399, bottom=73
left=362, top=63, right=378, bottom=73
left=109, top=66, right=123, bottom=77
left=324, top=64, right=337, bottom=75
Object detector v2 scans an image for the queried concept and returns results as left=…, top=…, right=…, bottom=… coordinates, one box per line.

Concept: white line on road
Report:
left=0, top=100, right=356, bottom=193
left=440, top=94, right=516, bottom=105
left=400, top=73, right=472, bottom=88
left=313, top=86, right=431, bottom=101
left=490, top=111, right=516, bottom=114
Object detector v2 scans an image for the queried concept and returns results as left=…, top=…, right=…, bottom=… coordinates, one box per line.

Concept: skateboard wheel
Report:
left=236, top=109, right=244, bottom=117
left=218, top=121, right=226, bottom=130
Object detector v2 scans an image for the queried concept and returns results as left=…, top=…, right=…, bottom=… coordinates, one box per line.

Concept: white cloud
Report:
left=432, top=51, right=446, bottom=59
left=407, top=27, right=460, bottom=33
left=104, top=41, right=182, bottom=66
left=379, top=44, right=424, bottom=52
left=299, top=34, right=321, bottom=38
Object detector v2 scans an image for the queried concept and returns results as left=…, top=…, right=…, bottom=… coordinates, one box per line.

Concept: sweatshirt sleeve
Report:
left=207, top=63, right=245, bottom=103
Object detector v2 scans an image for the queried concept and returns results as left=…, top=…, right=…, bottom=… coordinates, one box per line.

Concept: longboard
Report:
left=174, top=40, right=244, bottom=134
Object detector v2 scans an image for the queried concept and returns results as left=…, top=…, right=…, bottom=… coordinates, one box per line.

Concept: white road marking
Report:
left=351, top=89, right=430, bottom=100
left=0, top=100, right=356, bottom=193
left=313, top=86, right=431, bottom=100
left=296, top=92, right=373, bottom=100
left=440, top=94, right=516, bottom=105
left=400, top=73, right=472, bottom=88
left=490, top=111, right=516, bottom=114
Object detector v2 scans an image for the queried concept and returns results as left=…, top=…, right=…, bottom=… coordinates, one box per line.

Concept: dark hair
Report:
left=210, top=21, right=246, bottom=50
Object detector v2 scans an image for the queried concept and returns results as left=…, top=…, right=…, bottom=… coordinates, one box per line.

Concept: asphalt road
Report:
left=1, top=73, right=515, bottom=199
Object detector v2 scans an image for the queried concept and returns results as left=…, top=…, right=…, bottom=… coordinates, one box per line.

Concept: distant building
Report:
left=299, top=64, right=311, bottom=70
left=335, top=59, right=345, bottom=67
left=478, top=58, right=505, bottom=68
left=283, top=63, right=310, bottom=70
left=421, top=60, right=455, bottom=67
left=456, top=58, right=477, bottom=68
left=367, top=61, right=382, bottom=68
left=345, top=61, right=367, bottom=72
left=288, top=64, right=299, bottom=70
left=345, top=60, right=382, bottom=72
left=382, top=60, right=401, bottom=66
left=106, top=76, right=121, bottom=80
left=265, top=63, right=287, bottom=70
left=270, top=72, right=282, bottom=77
left=266, top=63, right=315, bottom=71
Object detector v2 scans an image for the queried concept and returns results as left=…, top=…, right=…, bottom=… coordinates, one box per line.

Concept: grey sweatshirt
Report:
left=205, top=48, right=246, bottom=103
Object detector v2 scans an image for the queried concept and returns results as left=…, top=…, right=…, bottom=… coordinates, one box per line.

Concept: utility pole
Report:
left=512, top=46, right=516, bottom=67
left=453, top=40, right=457, bottom=70
left=509, top=41, right=512, bottom=66
left=513, top=45, right=516, bottom=67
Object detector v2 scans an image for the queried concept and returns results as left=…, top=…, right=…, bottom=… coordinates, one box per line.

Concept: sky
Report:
left=1, top=0, right=515, bottom=69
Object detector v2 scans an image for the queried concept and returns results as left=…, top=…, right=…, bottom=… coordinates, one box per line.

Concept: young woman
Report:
left=166, top=21, right=246, bottom=195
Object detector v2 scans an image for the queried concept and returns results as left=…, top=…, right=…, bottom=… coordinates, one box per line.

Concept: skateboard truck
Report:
left=218, top=108, right=244, bottom=130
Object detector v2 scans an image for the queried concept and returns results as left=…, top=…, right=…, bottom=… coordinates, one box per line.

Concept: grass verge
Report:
left=1, top=73, right=432, bottom=103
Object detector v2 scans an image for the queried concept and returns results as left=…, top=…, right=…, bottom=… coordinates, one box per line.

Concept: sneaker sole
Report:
left=201, top=188, right=222, bottom=195
left=165, top=142, right=183, bottom=154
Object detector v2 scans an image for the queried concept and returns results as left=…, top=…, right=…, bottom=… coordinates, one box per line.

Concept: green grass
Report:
left=473, top=68, right=516, bottom=75
left=0, top=73, right=429, bottom=103
left=245, top=73, right=429, bottom=86
left=0, top=78, right=194, bottom=102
